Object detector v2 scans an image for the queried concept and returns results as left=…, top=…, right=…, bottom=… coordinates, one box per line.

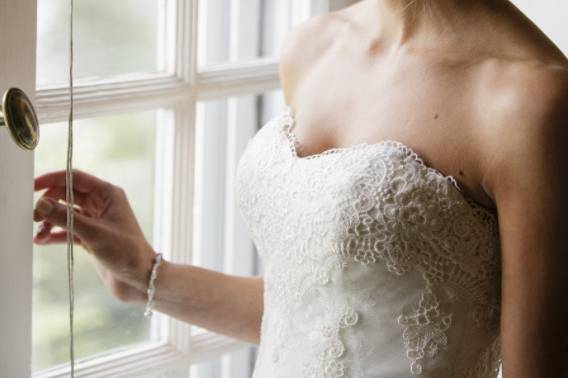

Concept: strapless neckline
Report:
left=237, top=105, right=502, bottom=377
left=280, top=105, right=496, bottom=215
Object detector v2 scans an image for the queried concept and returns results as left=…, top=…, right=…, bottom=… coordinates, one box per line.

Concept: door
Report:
left=0, top=0, right=37, bottom=377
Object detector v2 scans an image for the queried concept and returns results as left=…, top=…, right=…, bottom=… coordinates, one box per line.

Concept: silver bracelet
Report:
left=144, top=252, right=163, bottom=317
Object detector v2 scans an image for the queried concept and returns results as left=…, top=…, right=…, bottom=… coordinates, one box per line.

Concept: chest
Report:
left=235, top=117, right=494, bottom=265
left=235, top=115, right=501, bottom=323
left=289, top=52, right=495, bottom=209
left=295, top=43, right=476, bottom=134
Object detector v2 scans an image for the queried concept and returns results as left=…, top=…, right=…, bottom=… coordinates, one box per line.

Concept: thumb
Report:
left=36, top=198, right=101, bottom=241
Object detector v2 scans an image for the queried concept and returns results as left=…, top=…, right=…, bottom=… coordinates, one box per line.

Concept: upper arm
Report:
left=482, top=66, right=568, bottom=377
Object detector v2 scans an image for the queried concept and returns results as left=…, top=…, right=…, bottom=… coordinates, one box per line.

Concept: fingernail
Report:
left=37, top=198, right=54, bottom=215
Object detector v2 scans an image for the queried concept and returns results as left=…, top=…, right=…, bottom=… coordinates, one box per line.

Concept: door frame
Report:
left=0, top=0, right=37, bottom=377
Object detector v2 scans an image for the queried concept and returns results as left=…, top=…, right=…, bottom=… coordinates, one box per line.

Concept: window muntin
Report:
left=192, top=90, right=286, bottom=274
left=190, top=89, right=285, bottom=341
left=190, top=347, right=258, bottom=378
left=197, top=0, right=300, bottom=68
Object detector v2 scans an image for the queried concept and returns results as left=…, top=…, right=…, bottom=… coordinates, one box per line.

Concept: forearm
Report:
left=129, top=259, right=264, bottom=345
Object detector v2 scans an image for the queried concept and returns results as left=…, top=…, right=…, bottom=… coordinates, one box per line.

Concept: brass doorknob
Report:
left=0, top=87, right=39, bottom=150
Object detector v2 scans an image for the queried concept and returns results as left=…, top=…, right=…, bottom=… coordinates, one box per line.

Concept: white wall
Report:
left=330, top=0, right=568, bottom=57
left=512, top=0, right=568, bottom=54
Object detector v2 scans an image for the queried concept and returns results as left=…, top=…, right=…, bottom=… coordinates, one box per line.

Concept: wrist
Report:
left=127, top=254, right=170, bottom=305
left=132, top=248, right=166, bottom=292
left=144, top=252, right=163, bottom=316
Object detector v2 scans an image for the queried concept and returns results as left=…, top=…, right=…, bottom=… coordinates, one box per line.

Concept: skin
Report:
left=280, top=0, right=568, bottom=376
left=33, top=0, right=568, bottom=375
left=32, top=170, right=263, bottom=344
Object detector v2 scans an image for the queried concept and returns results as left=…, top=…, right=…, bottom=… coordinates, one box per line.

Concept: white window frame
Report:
left=33, top=1, right=332, bottom=377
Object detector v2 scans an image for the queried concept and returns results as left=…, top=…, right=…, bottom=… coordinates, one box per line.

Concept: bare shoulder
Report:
left=476, top=57, right=568, bottom=202
left=278, top=7, right=357, bottom=106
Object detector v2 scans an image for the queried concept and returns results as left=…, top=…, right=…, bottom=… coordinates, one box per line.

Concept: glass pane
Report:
left=190, top=90, right=286, bottom=336
left=193, top=90, right=286, bottom=272
left=32, top=110, right=164, bottom=372
left=37, top=0, right=163, bottom=88
left=190, top=347, right=258, bottom=378
left=198, top=0, right=324, bottom=68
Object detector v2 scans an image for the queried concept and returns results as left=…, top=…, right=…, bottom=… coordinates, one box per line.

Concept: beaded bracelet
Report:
left=144, top=252, right=163, bottom=317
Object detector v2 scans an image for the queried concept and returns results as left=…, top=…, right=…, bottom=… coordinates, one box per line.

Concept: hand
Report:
left=33, top=168, right=156, bottom=303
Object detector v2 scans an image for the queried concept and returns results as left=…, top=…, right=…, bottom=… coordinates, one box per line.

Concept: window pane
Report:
left=191, top=90, right=285, bottom=336
left=37, top=0, right=164, bottom=88
left=32, top=110, right=167, bottom=372
left=198, top=0, right=323, bottom=68
left=190, top=347, right=258, bottom=378
left=193, top=90, right=286, bottom=272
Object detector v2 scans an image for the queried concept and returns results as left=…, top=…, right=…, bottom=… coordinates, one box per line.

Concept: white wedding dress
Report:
left=235, top=106, right=502, bottom=378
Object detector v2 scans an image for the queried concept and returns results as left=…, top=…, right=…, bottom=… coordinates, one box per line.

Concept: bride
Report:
left=33, top=0, right=568, bottom=377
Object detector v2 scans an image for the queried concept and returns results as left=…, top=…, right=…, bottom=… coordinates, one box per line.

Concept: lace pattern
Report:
left=237, top=108, right=502, bottom=377
left=304, top=305, right=360, bottom=378
left=397, top=286, right=453, bottom=375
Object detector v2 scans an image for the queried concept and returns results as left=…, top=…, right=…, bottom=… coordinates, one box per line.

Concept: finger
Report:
left=34, top=168, right=110, bottom=194
left=34, top=230, right=82, bottom=245
left=34, top=219, right=80, bottom=241
left=37, top=186, right=88, bottom=207
left=34, top=198, right=82, bottom=222
left=35, top=197, right=105, bottom=242
left=34, top=220, right=54, bottom=241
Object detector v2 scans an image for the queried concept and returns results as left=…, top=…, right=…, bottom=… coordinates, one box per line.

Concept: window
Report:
left=33, top=110, right=169, bottom=371
left=32, top=1, right=330, bottom=377
left=26, top=1, right=568, bottom=377
left=37, top=0, right=166, bottom=87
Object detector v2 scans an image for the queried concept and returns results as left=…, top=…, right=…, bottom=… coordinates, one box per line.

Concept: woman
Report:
left=33, top=0, right=568, bottom=376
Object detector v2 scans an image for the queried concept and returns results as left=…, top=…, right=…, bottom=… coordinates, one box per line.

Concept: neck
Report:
left=373, top=0, right=505, bottom=48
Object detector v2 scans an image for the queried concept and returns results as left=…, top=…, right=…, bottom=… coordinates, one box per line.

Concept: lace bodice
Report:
left=235, top=107, right=502, bottom=377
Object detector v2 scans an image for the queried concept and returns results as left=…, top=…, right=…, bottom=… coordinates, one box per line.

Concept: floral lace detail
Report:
left=237, top=108, right=501, bottom=378
left=263, top=253, right=356, bottom=376
left=304, top=305, right=360, bottom=378
left=398, top=286, right=453, bottom=375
